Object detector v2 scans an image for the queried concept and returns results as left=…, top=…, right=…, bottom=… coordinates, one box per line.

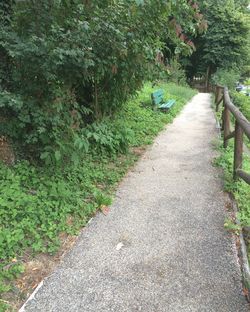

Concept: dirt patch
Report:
left=131, top=146, right=147, bottom=157
left=3, top=233, right=78, bottom=311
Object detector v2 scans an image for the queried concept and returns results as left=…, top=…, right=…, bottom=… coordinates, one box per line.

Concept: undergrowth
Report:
left=0, top=82, right=196, bottom=311
left=231, top=91, right=250, bottom=149
left=214, top=140, right=250, bottom=259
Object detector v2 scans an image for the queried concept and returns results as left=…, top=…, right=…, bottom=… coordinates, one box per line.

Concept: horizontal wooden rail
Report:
left=224, top=131, right=235, bottom=141
left=215, top=85, right=250, bottom=185
left=237, top=169, right=250, bottom=185
left=224, top=88, right=250, bottom=140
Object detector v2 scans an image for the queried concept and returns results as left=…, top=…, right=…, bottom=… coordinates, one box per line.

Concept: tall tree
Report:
left=0, top=0, right=15, bottom=90
left=182, top=0, right=249, bottom=83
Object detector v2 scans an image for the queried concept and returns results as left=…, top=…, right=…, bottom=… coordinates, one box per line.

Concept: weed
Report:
left=214, top=140, right=250, bottom=259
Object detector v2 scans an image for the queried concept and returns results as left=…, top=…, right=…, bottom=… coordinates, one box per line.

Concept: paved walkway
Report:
left=23, top=94, right=249, bottom=312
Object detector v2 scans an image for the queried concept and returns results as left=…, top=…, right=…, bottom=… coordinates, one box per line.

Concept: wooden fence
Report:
left=214, top=85, right=250, bottom=185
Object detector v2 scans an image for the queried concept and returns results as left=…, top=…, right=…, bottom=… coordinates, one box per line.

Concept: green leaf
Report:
left=55, top=150, right=61, bottom=161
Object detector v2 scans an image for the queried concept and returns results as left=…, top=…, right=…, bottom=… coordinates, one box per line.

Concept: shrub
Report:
left=167, top=59, right=188, bottom=85
left=231, top=91, right=250, bottom=120
left=211, top=67, right=241, bottom=89
left=0, top=1, right=201, bottom=163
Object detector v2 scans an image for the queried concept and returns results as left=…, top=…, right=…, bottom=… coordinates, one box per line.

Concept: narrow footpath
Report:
left=22, top=94, right=249, bottom=312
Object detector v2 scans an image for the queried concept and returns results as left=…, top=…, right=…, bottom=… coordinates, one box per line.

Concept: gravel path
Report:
left=22, top=94, right=249, bottom=312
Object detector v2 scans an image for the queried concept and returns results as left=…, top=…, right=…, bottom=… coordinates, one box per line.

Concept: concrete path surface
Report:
left=22, top=94, right=249, bottom=312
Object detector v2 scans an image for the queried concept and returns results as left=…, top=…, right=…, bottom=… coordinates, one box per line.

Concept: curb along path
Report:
left=23, top=94, right=249, bottom=312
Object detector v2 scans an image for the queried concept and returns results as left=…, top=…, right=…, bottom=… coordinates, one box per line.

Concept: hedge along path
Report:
left=22, top=94, right=249, bottom=312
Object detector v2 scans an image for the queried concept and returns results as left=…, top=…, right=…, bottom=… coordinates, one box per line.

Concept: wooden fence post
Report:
left=223, top=100, right=230, bottom=148
left=233, top=120, right=243, bottom=180
left=215, top=86, right=219, bottom=109
left=215, top=87, right=223, bottom=112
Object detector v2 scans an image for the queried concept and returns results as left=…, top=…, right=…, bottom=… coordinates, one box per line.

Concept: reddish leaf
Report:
left=101, top=205, right=110, bottom=216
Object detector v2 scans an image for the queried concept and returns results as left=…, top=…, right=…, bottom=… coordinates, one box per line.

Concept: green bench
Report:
left=151, top=89, right=176, bottom=110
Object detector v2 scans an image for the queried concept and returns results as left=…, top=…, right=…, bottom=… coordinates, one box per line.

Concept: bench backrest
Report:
left=151, top=89, right=164, bottom=105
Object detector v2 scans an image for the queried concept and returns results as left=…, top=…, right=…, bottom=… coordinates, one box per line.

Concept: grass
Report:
left=0, top=81, right=196, bottom=311
left=213, top=89, right=250, bottom=261
left=214, top=140, right=250, bottom=260
left=231, top=91, right=250, bottom=149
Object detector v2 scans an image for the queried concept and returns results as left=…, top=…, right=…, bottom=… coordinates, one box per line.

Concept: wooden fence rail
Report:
left=214, top=85, right=250, bottom=185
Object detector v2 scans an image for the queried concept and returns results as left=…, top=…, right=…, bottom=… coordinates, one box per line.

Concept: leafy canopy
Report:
left=0, top=0, right=201, bottom=163
left=182, top=0, right=250, bottom=79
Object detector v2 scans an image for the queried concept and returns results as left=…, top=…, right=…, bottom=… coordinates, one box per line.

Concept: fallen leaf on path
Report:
left=101, top=205, right=110, bottom=216
left=243, top=287, right=249, bottom=296
left=116, top=242, right=124, bottom=251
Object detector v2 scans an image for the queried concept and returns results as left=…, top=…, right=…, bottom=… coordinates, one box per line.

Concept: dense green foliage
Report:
left=182, top=0, right=250, bottom=81
left=0, top=82, right=196, bottom=310
left=214, top=141, right=250, bottom=258
left=231, top=90, right=250, bottom=151
left=211, top=68, right=241, bottom=89
left=231, top=91, right=250, bottom=121
left=0, top=0, right=201, bottom=164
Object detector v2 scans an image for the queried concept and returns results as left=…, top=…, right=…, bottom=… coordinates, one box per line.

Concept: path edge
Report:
left=212, top=102, right=250, bottom=301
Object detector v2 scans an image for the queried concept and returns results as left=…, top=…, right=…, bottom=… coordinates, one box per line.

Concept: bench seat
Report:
left=159, top=99, right=176, bottom=109
left=151, top=89, right=176, bottom=110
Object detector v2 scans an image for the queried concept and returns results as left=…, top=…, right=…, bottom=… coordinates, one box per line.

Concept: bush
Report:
left=231, top=91, right=250, bottom=120
left=167, top=59, right=188, bottom=85
left=211, top=67, right=241, bottom=89
left=0, top=1, right=201, bottom=163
